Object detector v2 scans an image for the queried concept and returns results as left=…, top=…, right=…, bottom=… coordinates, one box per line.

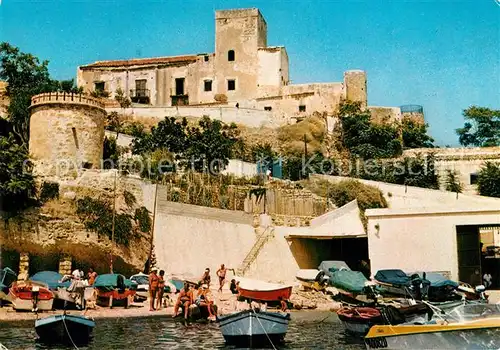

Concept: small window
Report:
left=228, top=50, right=235, bottom=61
left=204, top=55, right=209, bottom=62
left=94, top=82, right=105, bottom=92
left=227, top=79, right=236, bottom=91
left=264, top=106, right=272, bottom=111
left=470, top=173, right=478, bottom=185
left=299, top=105, right=306, bottom=112
left=204, top=80, right=212, bottom=92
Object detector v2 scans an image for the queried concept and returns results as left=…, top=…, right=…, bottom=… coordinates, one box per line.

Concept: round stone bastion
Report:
left=29, top=92, right=106, bottom=177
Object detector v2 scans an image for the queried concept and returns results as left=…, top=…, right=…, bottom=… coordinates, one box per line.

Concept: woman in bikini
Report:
left=173, top=285, right=193, bottom=319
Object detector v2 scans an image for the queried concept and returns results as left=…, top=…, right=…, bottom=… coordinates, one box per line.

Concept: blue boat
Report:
left=35, top=314, right=95, bottom=344
left=0, top=267, right=17, bottom=301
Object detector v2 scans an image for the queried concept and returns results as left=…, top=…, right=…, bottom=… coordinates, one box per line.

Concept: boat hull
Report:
left=9, top=283, right=54, bottom=311
left=337, top=307, right=382, bottom=335
left=35, top=315, right=95, bottom=344
left=238, top=286, right=292, bottom=302
left=217, top=310, right=290, bottom=347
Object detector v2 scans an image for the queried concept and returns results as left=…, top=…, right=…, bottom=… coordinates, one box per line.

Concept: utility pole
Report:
left=303, top=134, right=308, bottom=179
left=110, top=167, right=117, bottom=273
left=147, top=183, right=159, bottom=273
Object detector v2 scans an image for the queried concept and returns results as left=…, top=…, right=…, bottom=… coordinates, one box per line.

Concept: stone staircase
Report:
left=236, top=226, right=275, bottom=276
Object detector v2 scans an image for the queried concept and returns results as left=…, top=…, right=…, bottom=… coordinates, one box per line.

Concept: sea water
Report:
left=0, top=311, right=365, bottom=349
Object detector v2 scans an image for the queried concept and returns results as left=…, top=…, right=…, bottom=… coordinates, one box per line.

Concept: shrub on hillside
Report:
left=39, top=181, right=59, bottom=203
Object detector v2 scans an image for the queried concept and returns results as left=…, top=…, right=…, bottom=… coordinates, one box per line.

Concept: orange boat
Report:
left=337, top=306, right=382, bottom=335
left=236, top=278, right=292, bottom=302
left=9, top=281, right=54, bottom=311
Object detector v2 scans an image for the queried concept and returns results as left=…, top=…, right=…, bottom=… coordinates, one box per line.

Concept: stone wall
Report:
left=29, top=93, right=106, bottom=176
left=344, top=70, right=367, bottom=108
left=0, top=81, right=8, bottom=119
left=368, top=106, right=402, bottom=124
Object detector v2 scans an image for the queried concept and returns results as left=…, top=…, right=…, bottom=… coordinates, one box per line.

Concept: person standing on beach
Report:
left=156, top=270, right=165, bottom=310
left=216, top=264, right=233, bottom=292
left=200, top=268, right=211, bottom=287
left=149, top=268, right=159, bottom=311
left=87, top=268, right=98, bottom=285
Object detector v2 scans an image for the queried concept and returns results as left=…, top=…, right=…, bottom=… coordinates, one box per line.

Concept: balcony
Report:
left=130, top=89, right=150, bottom=104
left=171, top=94, right=189, bottom=106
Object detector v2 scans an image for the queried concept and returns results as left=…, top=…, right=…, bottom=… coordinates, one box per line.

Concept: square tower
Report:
left=215, top=8, right=267, bottom=102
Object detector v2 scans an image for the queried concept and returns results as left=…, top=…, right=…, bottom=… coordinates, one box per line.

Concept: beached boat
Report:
left=337, top=307, right=382, bottom=334
left=217, top=309, right=291, bottom=347
left=236, top=278, right=292, bottom=302
left=130, top=272, right=173, bottom=301
left=374, top=269, right=414, bottom=297
left=94, top=274, right=136, bottom=308
left=365, top=304, right=500, bottom=349
left=9, top=281, right=54, bottom=311
left=410, top=271, right=458, bottom=301
left=318, top=260, right=351, bottom=280
left=295, top=269, right=328, bottom=290
left=35, top=313, right=95, bottom=344
left=0, top=267, right=17, bottom=302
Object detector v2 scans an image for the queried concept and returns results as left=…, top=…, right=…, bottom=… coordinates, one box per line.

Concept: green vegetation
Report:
left=444, top=169, right=463, bottom=194
left=75, top=190, right=150, bottom=246
left=39, top=181, right=60, bottom=203
left=477, top=162, right=500, bottom=198
left=456, top=106, right=500, bottom=147
left=402, top=117, right=434, bottom=149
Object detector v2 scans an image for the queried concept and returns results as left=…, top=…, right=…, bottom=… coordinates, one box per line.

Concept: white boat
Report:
left=295, top=269, right=328, bottom=289
left=129, top=273, right=149, bottom=301
left=365, top=303, right=500, bottom=349
left=217, top=309, right=290, bottom=347
left=233, top=277, right=293, bottom=302
left=9, top=282, right=54, bottom=311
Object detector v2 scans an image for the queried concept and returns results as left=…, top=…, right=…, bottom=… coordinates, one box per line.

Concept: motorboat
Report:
left=295, top=269, right=328, bottom=290
left=9, top=281, right=54, bottom=311
left=30, top=271, right=94, bottom=309
left=94, top=274, right=136, bottom=308
left=0, top=267, right=17, bottom=302
left=129, top=272, right=149, bottom=301
left=374, top=269, right=414, bottom=297
left=365, top=303, right=500, bottom=349
left=235, top=277, right=292, bottom=302
left=217, top=308, right=290, bottom=347
left=35, top=313, right=95, bottom=344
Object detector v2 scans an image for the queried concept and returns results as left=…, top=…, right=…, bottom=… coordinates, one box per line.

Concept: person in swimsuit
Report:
left=195, top=283, right=216, bottom=320
left=200, top=268, right=211, bottom=287
left=87, top=267, right=98, bottom=285
left=174, top=285, right=193, bottom=319
left=156, top=270, right=165, bottom=310
left=149, top=268, right=159, bottom=311
left=216, top=264, right=228, bottom=292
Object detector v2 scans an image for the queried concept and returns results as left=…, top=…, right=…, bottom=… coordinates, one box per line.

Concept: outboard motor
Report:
left=475, top=285, right=488, bottom=302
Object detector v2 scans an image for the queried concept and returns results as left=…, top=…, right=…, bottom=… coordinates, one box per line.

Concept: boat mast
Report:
left=147, top=183, right=159, bottom=273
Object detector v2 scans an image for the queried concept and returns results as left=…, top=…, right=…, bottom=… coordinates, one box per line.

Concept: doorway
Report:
left=175, top=78, right=185, bottom=96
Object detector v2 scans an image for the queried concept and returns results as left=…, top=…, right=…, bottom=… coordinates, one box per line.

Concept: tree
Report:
left=444, top=169, right=462, bottom=194
left=402, top=117, right=434, bottom=149
left=0, top=42, right=80, bottom=146
left=392, top=153, right=440, bottom=189
left=0, top=135, right=37, bottom=217
left=338, top=101, right=402, bottom=159
left=477, top=162, right=500, bottom=198
left=132, top=117, right=189, bottom=156
left=456, top=106, right=500, bottom=147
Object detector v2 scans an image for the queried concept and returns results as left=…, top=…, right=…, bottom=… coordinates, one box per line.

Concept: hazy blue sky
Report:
left=1, top=0, right=499, bottom=146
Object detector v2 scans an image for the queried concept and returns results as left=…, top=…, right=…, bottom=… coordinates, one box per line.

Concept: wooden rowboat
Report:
left=236, top=277, right=292, bottom=302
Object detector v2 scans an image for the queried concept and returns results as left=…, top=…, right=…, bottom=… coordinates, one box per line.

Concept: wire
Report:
left=62, top=315, right=79, bottom=350
left=251, top=307, right=277, bottom=350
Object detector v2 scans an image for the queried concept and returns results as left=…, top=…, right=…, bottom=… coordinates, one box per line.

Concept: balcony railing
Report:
left=130, top=89, right=150, bottom=104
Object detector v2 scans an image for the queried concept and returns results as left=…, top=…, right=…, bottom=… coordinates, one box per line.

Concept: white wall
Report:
left=366, top=207, right=500, bottom=281
left=222, top=159, right=258, bottom=177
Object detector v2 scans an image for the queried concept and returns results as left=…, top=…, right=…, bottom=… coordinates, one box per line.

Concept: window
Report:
left=470, top=173, right=478, bottom=185
left=228, top=50, right=235, bottom=61
left=175, top=78, right=185, bottom=96
left=264, top=106, right=272, bottom=111
left=227, top=79, right=236, bottom=91
left=135, top=79, right=147, bottom=97
left=204, top=55, right=209, bottom=62
left=94, top=82, right=105, bottom=92
left=204, top=80, right=212, bottom=92
left=299, top=105, right=306, bottom=112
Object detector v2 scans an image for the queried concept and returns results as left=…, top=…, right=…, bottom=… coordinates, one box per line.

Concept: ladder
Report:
left=237, top=226, right=274, bottom=276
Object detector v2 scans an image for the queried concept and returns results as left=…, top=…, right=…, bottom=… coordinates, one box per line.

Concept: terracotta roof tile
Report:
left=80, top=55, right=199, bottom=69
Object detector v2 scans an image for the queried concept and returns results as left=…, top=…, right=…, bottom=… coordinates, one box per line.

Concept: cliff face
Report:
left=0, top=174, right=153, bottom=276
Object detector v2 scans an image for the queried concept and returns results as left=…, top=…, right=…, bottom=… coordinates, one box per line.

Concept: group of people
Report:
left=147, top=268, right=166, bottom=311
left=199, top=264, right=234, bottom=292
left=173, top=282, right=217, bottom=320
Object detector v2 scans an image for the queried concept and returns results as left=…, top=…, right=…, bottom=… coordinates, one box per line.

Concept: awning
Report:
left=284, top=200, right=366, bottom=240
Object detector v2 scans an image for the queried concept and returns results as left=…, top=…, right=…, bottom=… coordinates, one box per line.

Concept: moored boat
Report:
left=94, top=274, right=136, bottom=308
left=35, top=314, right=95, bottom=344
left=0, top=267, right=17, bottom=302
left=365, top=303, right=500, bottom=349
left=217, top=309, right=290, bottom=347
left=337, top=306, right=382, bottom=335
left=236, top=278, right=292, bottom=302
left=9, top=281, right=54, bottom=311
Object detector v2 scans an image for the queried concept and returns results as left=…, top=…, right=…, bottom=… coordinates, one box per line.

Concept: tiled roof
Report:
left=80, top=55, right=199, bottom=69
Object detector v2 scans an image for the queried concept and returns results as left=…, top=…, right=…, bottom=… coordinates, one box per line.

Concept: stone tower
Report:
left=343, top=70, right=367, bottom=108
left=29, top=92, right=106, bottom=176
left=214, top=8, right=268, bottom=101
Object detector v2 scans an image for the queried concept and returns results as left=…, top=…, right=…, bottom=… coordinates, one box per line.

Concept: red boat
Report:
left=337, top=307, right=382, bottom=335
left=8, top=281, right=54, bottom=311
left=236, top=278, right=292, bottom=302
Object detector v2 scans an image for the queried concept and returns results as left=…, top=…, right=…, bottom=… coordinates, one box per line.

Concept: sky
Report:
left=0, top=0, right=499, bottom=146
